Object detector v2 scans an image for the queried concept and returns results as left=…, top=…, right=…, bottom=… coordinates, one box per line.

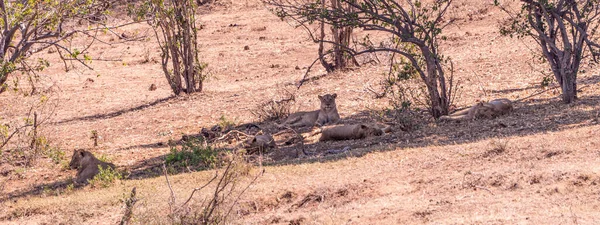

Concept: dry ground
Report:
left=1, top=0, right=600, bottom=224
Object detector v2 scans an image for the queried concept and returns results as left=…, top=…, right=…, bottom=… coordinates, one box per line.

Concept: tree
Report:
left=321, top=0, right=357, bottom=72
left=496, top=0, right=600, bottom=103
left=145, top=0, right=207, bottom=95
left=0, top=0, right=124, bottom=94
left=266, top=0, right=456, bottom=118
left=269, top=0, right=357, bottom=75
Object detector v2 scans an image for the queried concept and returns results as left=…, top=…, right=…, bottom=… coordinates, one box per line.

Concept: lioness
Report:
left=277, top=93, right=340, bottom=128
left=440, top=98, right=513, bottom=121
left=245, top=134, right=276, bottom=154
left=69, top=149, right=116, bottom=184
left=318, top=123, right=391, bottom=142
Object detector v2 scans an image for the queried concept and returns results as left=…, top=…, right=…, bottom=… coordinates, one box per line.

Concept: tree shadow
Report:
left=0, top=178, right=78, bottom=203
left=123, top=93, right=599, bottom=179
left=490, top=74, right=600, bottom=95
left=54, top=95, right=177, bottom=124
left=7, top=90, right=599, bottom=200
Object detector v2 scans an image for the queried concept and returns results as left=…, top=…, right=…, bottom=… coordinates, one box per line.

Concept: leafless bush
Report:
left=376, top=84, right=426, bottom=132
left=133, top=0, right=208, bottom=95
left=1, top=93, right=60, bottom=167
left=372, top=61, right=440, bottom=131
left=251, top=90, right=296, bottom=122
left=163, top=157, right=264, bottom=224
left=482, top=139, right=509, bottom=158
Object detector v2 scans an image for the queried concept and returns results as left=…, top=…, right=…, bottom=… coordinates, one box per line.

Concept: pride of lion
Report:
left=69, top=94, right=514, bottom=184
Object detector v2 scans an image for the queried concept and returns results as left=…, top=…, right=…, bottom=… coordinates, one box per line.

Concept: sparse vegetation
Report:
left=0, top=0, right=134, bottom=94
left=378, top=58, right=433, bottom=131
left=89, top=165, right=122, bottom=188
left=1, top=94, right=59, bottom=167
left=134, top=0, right=209, bottom=95
left=90, top=130, right=99, bottom=147
left=45, top=146, right=65, bottom=165
left=496, top=0, right=600, bottom=103
left=251, top=90, right=295, bottom=121
left=165, top=136, right=218, bottom=170
left=217, top=115, right=237, bottom=131
left=269, top=0, right=357, bottom=74
left=266, top=0, right=457, bottom=118
left=162, top=158, right=263, bottom=225
left=483, top=139, right=509, bottom=158
left=2, top=0, right=600, bottom=224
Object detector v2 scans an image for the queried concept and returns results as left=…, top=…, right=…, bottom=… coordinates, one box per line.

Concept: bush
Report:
left=45, top=146, right=65, bottom=165
left=217, top=115, right=236, bottom=131
left=165, top=136, right=217, bottom=170
left=251, top=90, right=295, bottom=122
left=89, top=166, right=122, bottom=188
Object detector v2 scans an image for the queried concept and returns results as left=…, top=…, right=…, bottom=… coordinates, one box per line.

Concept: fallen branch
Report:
left=210, top=130, right=252, bottom=143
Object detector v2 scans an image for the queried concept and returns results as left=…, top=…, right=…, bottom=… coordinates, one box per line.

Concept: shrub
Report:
left=217, top=115, right=236, bottom=131
left=45, top=146, right=65, bottom=165
left=251, top=90, right=295, bottom=122
left=89, top=166, right=122, bottom=188
left=165, top=136, right=217, bottom=170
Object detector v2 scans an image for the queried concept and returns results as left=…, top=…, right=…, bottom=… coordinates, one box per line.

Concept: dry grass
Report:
left=250, top=89, right=296, bottom=122
left=1, top=0, right=600, bottom=224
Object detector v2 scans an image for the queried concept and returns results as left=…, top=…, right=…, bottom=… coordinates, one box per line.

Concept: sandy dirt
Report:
left=1, top=0, right=600, bottom=224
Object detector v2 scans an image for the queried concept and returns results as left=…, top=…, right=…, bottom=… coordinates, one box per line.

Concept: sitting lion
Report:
left=317, top=123, right=391, bottom=142
left=69, top=149, right=116, bottom=184
left=277, top=93, right=340, bottom=128
left=440, top=98, right=513, bottom=121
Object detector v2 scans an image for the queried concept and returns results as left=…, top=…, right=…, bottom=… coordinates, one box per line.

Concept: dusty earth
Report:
left=1, top=0, right=600, bottom=224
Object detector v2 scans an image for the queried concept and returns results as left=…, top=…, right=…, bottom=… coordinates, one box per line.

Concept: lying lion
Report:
left=69, top=149, right=116, bottom=184
left=277, top=93, right=340, bottom=128
left=309, top=123, right=391, bottom=142
left=440, top=98, right=513, bottom=121
left=245, top=134, right=276, bottom=154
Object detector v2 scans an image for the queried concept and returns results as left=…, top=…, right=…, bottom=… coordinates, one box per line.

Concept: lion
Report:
left=317, top=123, right=391, bottom=142
left=277, top=93, right=340, bottom=128
left=245, top=134, right=276, bottom=154
left=69, top=149, right=116, bottom=184
left=440, top=98, right=513, bottom=121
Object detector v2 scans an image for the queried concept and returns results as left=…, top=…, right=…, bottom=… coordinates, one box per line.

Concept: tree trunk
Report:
left=330, top=0, right=353, bottom=70
left=0, top=72, right=7, bottom=93
left=318, top=0, right=333, bottom=72
left=560, top=71, right=576, bottom=103
left=421, top=47, right=448, bottom=118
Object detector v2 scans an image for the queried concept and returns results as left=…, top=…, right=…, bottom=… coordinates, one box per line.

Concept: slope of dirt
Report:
left=1, top=0, right=600, bottom=224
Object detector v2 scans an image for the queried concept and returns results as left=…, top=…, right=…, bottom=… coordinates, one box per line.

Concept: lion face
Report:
left=359, top=124, right=384, bottom=137
left=318, top=93, right=337, bottom=111
left=69, top=149, right=85, bottom=170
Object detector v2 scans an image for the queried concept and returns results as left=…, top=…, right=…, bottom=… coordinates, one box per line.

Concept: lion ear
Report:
left=318, top=95, right=323, bottom=100
left=360, top=124, right=368, bottom=129
left=79, top=150, right=85, bottom=157
left=332, top=93, right=337, bottom=98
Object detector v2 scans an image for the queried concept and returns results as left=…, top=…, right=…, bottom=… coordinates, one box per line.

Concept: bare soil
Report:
left=1, top=0, right=600, bottom=224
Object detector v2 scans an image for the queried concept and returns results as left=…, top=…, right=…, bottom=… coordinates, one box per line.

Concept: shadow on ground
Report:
left=0, top=178, right=78, bottom=203
left=123, top=91, right=600, bottom=180
left=5, top=88, right=600, bottom=200
left=53, top=95, right=177, bottom=124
